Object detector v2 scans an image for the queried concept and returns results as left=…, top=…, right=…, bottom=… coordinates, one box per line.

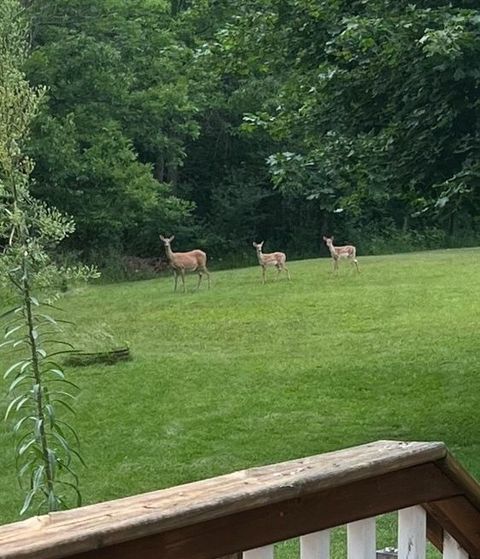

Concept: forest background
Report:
left=20, top=0, right=480, bottom=275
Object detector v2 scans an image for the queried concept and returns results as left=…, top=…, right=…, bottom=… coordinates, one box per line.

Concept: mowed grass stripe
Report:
left=0, top=248, right=479, bottom=528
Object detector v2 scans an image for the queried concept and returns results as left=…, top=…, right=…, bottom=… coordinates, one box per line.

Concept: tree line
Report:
left=22, top=0, right=480, bottom=270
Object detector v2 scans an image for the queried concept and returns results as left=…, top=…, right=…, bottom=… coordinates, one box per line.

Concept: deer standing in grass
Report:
left=160, top=235, right=210, bottom=293
left=253, top=241, right=291, bottom=284
left=323, top=236, right=360, bottom=274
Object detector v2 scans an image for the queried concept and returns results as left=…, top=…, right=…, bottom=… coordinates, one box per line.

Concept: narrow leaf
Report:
left=3, top=360, right=27, bottom=379
left=20, top=489, right=36, bottom=515
left=34, top=418, right=44, bottom=441
left=42, top=340, right=75, bottom=349
left=45, top=406, right=56, bottom=429
left=4, top=324, right=23, bottom=338
left=48, top=378, right=80, bottom=391
left=5, top=395, right=29, bottom=420
left=58, top=480, right=82, bottom=506
left=0, top=306, right=22, bottom=320
left=46, top=368, right=65, bottom=380
left=8, top=372, right=31, bottom=393
left=18, top=438, right=36, bottom=456
left=16, top=395, right=31, bottom=413
left=47, top=491, right=59, bottom=512
left=32, top=465, right=46, bottom=491
left=13, top=415, right=34, bottom=434
left=52, top=399, right=76, bottom=415
left=18, top=459, right=36, bottom=483
left=55, top=420, right=81, bottom=447
left=47, top=448, right=57, bottom=479
left=36, top=314, right=58, bottom=325
left=20, top=360, right=33, bottom=374
left=50, top=390, right=75, bottom=400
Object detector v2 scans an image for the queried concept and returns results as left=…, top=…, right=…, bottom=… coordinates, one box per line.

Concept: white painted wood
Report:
left=347, top=517, right=376, bottom=559
left=443, top=531, right=468, bottom=559
left=300, top=529, right=331, bottom=559
left=398, top=506, right=426, bottom=559
left=243, top=545, right=275, bottom=559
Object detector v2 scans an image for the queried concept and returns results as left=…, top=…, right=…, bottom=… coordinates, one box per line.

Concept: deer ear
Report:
left=322, top=236, right=326, bottom=241
left=252, top=242, right=257, bottom=247
left=160, top=235, right=165, bottom=241
left=169, top=235, right=175, bottom=242
left=331, top=236, right=334, bottom=241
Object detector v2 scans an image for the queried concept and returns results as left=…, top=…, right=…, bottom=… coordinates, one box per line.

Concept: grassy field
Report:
left=1, top=248, right=480, bottom=552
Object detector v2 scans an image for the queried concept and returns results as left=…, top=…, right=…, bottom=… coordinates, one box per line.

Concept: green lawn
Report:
left=1, top=248, right=479, bottom=551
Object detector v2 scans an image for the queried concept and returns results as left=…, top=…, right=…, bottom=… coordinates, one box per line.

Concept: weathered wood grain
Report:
left=0, top=440, right=463, bottom=559
left=57, top=463, right=459, bottom=559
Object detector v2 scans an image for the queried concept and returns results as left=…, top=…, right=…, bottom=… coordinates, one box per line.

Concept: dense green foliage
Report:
left=1, top=248, right=479, bottom=531
left=14, top=0, right=480, bottom=264
left=26, top=0, right=195, bottom=257
left=204, top=0, right=480, bottom=251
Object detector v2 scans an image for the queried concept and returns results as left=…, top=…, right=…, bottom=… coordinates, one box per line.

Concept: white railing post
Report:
left=243, top=545, right=274, bottom=559
left=347, top=518, right=376, bottom=559
left=300, top=529, right=331, bottom=559
left=443, top=532, right=468, bottom=559
left=398, top=506, right=426, bottom=559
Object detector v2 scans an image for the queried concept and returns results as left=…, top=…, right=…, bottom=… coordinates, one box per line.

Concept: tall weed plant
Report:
left=0, top=0, right=96, bottom=515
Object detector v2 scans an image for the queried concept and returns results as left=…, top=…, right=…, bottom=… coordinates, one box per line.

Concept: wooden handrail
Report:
left=0, top=440, right=479, bottom=559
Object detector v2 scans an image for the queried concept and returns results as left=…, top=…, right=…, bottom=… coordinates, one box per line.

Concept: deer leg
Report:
left=276, top=265, right=281, bottom=280
left=262, top=266, right=266, bottom=284
left=333, top=258, right=339, bottom=275
left=196, top=271, right=202, bottom=290
left=284, top=265, right=291, bottom=280
left=204, top=267, right=211, bottom=289
left=173, top=270, right=178, bottom=292
left=180, top=269, right=186, bottom=293
left=354, top=258, right=360, bottom=273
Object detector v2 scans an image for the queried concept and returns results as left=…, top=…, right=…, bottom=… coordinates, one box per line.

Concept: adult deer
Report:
left=252, top=241, right=291, bottom=284
left=323, top=236, right=360, bottom=274
left=160, top=235, right=210, bottom=293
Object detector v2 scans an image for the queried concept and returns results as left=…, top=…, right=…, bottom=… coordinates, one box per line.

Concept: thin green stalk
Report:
left=21, top=255, right=56, bottom=510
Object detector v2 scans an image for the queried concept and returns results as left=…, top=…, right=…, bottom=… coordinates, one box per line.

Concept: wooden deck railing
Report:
left=0, top=441, right=479, bottom=559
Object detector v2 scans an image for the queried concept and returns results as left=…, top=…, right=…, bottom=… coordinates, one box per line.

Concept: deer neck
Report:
left=327, top=244, right=337, bottom=258
left=164, top=245, right=175, bottom=263
left=256, top=249, right=264, bottom=265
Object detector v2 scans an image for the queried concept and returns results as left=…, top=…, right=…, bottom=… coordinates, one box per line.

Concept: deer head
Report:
left=160, top=235, right=175, bottom=248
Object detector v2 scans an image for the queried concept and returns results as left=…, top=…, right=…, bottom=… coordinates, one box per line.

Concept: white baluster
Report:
left=300, top=529, right=331, bottom=559
left=348, top=518, right=376, bottom=559
left=398, top=506, right=426, bottom=559
left=243, top=545, right=274, bottom=559
left=443, top=531, right=468, bottom=559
